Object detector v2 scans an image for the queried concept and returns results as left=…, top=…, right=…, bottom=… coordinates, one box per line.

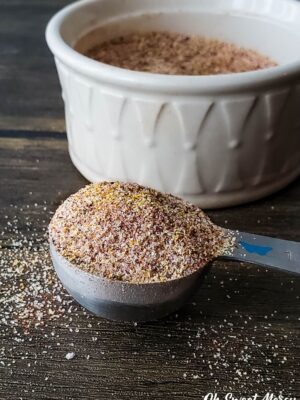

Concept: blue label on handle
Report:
left=240, top=241, right=272, bottom=256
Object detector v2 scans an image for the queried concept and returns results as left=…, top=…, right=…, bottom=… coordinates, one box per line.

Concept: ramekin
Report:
left=46, top=0, right=300, bottom=208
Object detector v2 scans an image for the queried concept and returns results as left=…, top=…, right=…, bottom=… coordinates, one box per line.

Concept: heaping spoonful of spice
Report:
left=49, top=182, right=300, bottom=321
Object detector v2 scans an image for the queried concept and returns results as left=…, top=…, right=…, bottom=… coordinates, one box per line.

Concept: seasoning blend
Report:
left=84, top=31, right=277, bottom=75
left=49, top=182, right=233, bottom=284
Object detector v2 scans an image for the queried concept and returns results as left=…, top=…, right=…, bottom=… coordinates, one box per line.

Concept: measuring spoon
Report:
left=49, top=229, right=300, bottom=321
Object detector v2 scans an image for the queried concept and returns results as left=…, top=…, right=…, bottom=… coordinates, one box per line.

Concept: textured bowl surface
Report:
left=46, top=0, right=300, bottom=208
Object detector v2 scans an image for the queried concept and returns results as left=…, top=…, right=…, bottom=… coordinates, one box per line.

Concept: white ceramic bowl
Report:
left=46, top=0, right=300, bottom=208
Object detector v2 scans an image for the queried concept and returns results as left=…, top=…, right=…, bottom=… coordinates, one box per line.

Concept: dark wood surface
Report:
left=0, top=132, right=299, bottom=399
left=0, top=1, right=300, bottom=399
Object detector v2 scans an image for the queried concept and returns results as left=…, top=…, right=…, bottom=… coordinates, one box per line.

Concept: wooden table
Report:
left=0, top=1, right=299, bottom=399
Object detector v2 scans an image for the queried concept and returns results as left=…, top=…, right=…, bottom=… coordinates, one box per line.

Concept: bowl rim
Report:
left=45, top=0, right=300, bottom=94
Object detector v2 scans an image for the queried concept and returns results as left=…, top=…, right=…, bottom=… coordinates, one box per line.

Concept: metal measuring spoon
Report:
left=49, top=230, right=300, bottom=322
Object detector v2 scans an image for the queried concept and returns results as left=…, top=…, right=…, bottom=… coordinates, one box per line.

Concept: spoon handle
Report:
left=222, top=231, right=300, bottom=274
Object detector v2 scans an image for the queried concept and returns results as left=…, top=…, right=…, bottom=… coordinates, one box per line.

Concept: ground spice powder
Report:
left=49, top=182, right=233, bottom=283
left=85, top=31, right=277, bottom=75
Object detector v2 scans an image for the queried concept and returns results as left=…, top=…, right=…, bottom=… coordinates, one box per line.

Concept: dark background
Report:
left=0, top=0, right=71, bottom=132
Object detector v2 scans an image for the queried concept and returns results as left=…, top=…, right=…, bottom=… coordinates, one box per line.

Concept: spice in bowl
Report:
left=83, top=31, right=277, bottom=75
left=49, top=182, right=233, bottom=284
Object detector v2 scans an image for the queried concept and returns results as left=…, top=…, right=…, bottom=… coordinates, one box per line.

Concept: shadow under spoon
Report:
left=49, top=230, right=300, bottom=322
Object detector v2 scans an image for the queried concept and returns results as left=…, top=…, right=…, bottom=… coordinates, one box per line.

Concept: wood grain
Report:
left=0, top=131, right=299, bottom=399
left=1, top=0, right=300, bottom=397
left=0, top=0, right=71, bottom=132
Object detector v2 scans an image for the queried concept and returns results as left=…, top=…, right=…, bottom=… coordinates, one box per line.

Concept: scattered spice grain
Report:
left=49, top=182, right=234, bottom=283
left=0, top=206, right=76, bottom=335
left=65, top=352, right=76, bottom=360
left=84, top=31, right=277, bottom=75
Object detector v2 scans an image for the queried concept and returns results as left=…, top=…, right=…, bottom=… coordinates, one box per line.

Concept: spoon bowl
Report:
left=50, top=241, right=210, bottom=321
